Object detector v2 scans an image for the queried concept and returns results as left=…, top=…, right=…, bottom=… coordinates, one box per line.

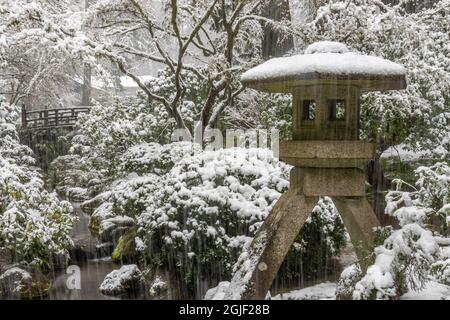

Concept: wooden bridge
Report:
left=21, top=105, right=90, bottom=131
left=20, top=106, right=91, bottom=166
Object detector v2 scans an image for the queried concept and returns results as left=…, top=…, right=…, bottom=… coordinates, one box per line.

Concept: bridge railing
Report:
left=21, top=106, right=90, bottom=130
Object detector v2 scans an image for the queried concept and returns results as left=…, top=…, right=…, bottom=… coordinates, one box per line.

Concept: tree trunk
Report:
left=81, top=64, right=91, bottom=106
left=81, top=0, right=92, bottom=106
left=365, top=157, right=399, bottom=228
left=261, top=0, right=294, bottom=58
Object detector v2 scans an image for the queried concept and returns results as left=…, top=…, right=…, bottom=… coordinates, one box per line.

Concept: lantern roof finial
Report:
left=304, top=41, right=349, bottom=54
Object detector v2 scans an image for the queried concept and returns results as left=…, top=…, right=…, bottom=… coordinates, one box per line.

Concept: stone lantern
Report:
left=226, top=41, right=407, bottom=300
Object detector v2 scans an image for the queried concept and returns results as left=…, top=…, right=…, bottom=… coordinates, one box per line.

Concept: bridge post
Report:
left=44, top=109, right=48, bottom=127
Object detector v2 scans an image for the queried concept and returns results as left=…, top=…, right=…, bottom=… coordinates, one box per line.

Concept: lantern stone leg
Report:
left=231, top=189, right=318, bottom=300
left=332, top=197, right=380, bottom=270
left=226, top=196, right=312, bottom=300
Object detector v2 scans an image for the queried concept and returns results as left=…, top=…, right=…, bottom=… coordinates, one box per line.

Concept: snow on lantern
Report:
left=225, top=41, right=407, bottom=300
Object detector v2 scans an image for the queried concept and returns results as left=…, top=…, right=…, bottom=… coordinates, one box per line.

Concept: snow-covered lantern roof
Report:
left=241, top=41, right=407, bottom=141
left=241, top=41, right=407, bottom=93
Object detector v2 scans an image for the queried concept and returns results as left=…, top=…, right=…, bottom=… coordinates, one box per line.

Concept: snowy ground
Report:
left=271, top=281, right=450, bottom=300
left=401, top=282, right=450, bottom=300
left=272, top=282, right=337, bottom=300
left=208, top=242, right=450, bottom=300
left=271, top=242, right=450, bottom=300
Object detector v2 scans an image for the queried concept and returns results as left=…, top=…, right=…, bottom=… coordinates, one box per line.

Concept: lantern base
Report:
left=224, top=168, right=380, bottom=300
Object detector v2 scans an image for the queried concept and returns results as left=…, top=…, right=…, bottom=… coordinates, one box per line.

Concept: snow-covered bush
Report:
left=49, top=95, right=175, bottom=200
left=349, top=163, right=450, bottom=299
left=277, top=197, right=346, bottom=286
left=135, top=147, right=290, bottom=291
left=148, top=276, right=168, bottom=298
left=386, top=163, right=450, bottom=235
left=431, top=255, right=450, bottom=286
left=335, top=264, right=363, bottom=300
left=353, top=224, right=439, bottom=299
left=88, top=174, right=160, bottom=239
left=48, top=154, right=105, bottom=201
left=119, top=142, right=202, bottom=175
left=85, top=142, right=201, bottom=235
left=0, top=101, right=75, bottom=268
left=70, top=96, right=171, bottom=177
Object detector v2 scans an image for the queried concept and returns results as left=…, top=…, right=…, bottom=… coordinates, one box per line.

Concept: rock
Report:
left=65, top=187, right=89, bottom=202
left=0, top=266, right=51, bottom=299
left=96, top=242, right=115, bottom=259
left=99, top=264, right=144, bottom=296
left=99, top=216, right=135, bottom=243
left=81, top=197, right=102, bottom=216
left=101, top=216, right=135, bottom=234
left=111, top=229, right=137, bottom=263
left=70, top=243, right=96, bottom=262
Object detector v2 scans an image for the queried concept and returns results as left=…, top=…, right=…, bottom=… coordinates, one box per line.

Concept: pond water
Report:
left=47, top=204, right=145, bottom=300
left=49, top=259, right=119, bottom=300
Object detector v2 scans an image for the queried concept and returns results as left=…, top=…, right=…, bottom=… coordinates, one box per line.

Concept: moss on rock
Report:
left=112, top=228, right=137, bottom=263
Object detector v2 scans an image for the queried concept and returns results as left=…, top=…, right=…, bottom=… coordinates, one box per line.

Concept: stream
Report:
left=47, top=203, right=143, bottom=300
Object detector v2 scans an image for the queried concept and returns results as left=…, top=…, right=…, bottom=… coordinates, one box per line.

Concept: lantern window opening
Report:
left=302, top=100, right=316, bottom=121
left=328, top=99, right=346, bottom=121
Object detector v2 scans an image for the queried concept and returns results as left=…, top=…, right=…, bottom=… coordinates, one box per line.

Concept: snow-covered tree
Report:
left=338, top=162, right=450, bottom=299
left=0, top=99, right=75, bottom=268
left=0, top=0, right=89, bottom=108
left=79, top=0, right=293, bottom=134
